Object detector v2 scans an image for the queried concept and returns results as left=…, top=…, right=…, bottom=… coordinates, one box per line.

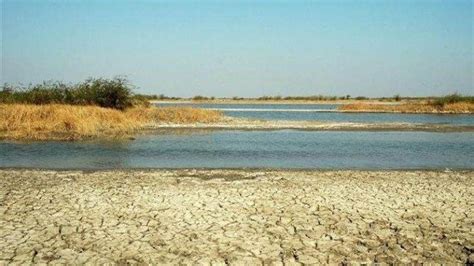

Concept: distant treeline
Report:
left=190, top=95, right=358, bottom=101
left=256, top=95, right=354, bottom=101
left=189, top=94, right=474, bottom=105
left=189, top=94, right=407, bottom=101
left=189, top=95, right=396, bottom=101
left=136, top=94, right=182, bottom=101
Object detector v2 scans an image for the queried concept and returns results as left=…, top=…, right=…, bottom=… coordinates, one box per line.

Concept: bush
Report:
left=432, top=93, right=474, bottom=107
left=259, top=95, right=347, bottom=101
left=1, top=82, right=68, bottom=104
left=192, top=95, right=209, bottom=101
left=1, top=77, right=137, bottom=110
left=74, top=77, right=133, bottom=110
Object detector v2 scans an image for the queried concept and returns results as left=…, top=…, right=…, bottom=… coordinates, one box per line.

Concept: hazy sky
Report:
left=1, top=0, right=473, bottom=97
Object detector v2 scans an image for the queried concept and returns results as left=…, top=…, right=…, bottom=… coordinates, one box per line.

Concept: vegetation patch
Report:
left=0, top=78, right=223, bottom=140
left=0, top=105, right=222, bottom=141
left=0, top=104, right=136, bottom=140
left=1, top=77, right=142, bottom=110
left=339, top=94, right=474, bottom=114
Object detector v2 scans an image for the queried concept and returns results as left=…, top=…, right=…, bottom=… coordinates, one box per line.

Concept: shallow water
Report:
left=1, top=130, right=472, bottom=169
left=156, top=103, right=474, bottom=125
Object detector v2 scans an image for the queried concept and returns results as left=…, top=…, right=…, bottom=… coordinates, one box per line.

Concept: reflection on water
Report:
left=1, top=130, right=473, bottom=169
left=155, top=103, right=474, bottom=125
left=0, top=140, right=135, bottom=169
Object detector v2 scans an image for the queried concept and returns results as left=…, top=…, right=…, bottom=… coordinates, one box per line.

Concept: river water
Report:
left=1, top=103, right=472, bottom=169
left=1, top=130, right=472, bottom=169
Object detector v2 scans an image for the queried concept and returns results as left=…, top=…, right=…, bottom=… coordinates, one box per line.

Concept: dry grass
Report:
left=0, top=104, right=222, bottom=140
left=126, top=106, right=223, bottom=124
left=338, top=102, right=474, bottom=114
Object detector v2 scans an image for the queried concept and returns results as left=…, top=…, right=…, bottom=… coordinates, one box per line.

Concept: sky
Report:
left=1, top=0, right=473, bottom=97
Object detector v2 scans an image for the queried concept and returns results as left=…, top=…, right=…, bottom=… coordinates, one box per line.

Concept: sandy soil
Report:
left=145, top=117, right=474, bottom=132
left=1, top=169, right=473, bottom=264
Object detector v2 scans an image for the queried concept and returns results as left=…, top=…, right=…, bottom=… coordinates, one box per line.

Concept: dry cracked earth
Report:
left=0, top=169, right=473, bottom=265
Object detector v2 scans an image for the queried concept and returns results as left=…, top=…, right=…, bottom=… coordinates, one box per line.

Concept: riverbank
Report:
left=152, top=98, right=474, bottom=114
left=339, top=102, right=474, bottom=114
left=1, top=169, right=472, bottom=264
left=0, top=104, right=222, bottom=140
left=151, top=99, right=396, bottom=105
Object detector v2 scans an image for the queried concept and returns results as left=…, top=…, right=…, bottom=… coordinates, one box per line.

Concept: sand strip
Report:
left=145, top=118, right=474, bottom=132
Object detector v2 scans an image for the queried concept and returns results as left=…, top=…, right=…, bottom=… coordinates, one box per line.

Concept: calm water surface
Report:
left=1, top=131, right=472, bottom=169
left=156, top=103, right=474, bottom=125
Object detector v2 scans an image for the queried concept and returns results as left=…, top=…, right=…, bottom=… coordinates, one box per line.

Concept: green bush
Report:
left=1, top=77, right=137, bottom=110
left=432, top=93, right=474, bottom=107
left=192, top=95, right=210, bottom=101
left=260, top=95, right=347, bottom=101
left=73, top=77, right=133, bottom=110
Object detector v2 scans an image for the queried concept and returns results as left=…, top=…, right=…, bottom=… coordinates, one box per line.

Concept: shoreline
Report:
left=339, top=109, right=474, bottom=114
left=1, top=169, right=473, bottom=264
left=2, top=119, right=473, bottom=141
left=151, top=99, right=394, bottom=105
left=2, top=167, right=474, bottom=172
left=151, top=100, right=474, bottom=114
left=144, top=117, right=474, bottom=133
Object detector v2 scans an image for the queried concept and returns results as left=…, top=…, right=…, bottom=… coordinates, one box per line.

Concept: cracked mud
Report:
left=1, top=169, right=473, bottom=264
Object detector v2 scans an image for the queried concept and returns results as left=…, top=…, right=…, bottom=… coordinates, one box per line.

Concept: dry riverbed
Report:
left=1, top=169, right=473, bottom=264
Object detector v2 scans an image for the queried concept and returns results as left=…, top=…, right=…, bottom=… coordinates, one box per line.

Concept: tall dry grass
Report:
left=127, top=106, right=223, bottom=124
left=0, top=104, right=222, bottom=140
left=338, top=102, right=474, bottom=114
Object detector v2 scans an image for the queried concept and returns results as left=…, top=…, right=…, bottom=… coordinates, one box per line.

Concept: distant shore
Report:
left=151, top=99, right=401, bottom=105
left=1, top=169, right=472, bottom=264
left=152, top=98, right=474, bottom=114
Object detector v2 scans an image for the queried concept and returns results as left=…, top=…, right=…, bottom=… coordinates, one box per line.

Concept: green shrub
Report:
left=1, top=77, right=137, bottom=110
left=74, top=77, right=133, bottom=110
left=192, top=95, right=209, bottom=101
left=432, top=93, right=474, bottom=107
